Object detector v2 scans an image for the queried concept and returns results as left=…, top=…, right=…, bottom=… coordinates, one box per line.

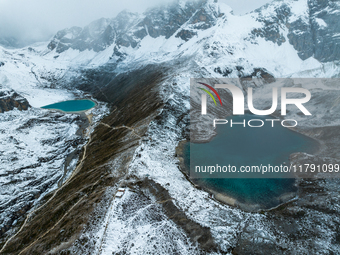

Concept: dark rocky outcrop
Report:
left=214, top=66, right=233, bottom=77
left=252, top=3, right=290, bottom=46
left=308, top=0, right=340, bottom=62
left=175, top=29, right=198, bottom=41
left=253, top=0, right=340, bottom=62
left=0, top=89, right=30, bottom=113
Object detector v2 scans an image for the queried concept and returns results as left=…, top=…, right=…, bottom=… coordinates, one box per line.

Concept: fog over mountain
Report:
left=0, top=0, right=270, bottom=47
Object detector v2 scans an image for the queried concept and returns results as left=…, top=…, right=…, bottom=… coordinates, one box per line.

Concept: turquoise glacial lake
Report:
left=41, top=99, right=96, bottom=113
left=186, top=114, right=319, bottom=209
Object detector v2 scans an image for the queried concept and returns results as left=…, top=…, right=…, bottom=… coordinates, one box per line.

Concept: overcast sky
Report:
left=0, top=0, right=271, bottom=46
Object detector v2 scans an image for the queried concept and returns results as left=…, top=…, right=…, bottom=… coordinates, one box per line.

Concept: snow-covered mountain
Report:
left=1, top=0, right=340, bottom=254
left=43, top=0, right=340, bottom=73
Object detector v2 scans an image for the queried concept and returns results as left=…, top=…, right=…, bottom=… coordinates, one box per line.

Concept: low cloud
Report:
left=221, top=0, right=271, bottom=15
left=0, top=0, right=175, bottom=46
left=0, top=0, right=271, bottom=47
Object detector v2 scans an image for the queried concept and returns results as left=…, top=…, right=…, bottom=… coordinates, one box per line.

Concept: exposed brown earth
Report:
left=0, top=67, right=167, bottom=254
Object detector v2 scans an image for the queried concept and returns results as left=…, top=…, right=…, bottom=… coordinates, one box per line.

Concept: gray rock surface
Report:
left=253, top=0, right=340, bottom=62
left=0, top=89, right=30, bottom=113
left=47, top=0, right=221, bottom=54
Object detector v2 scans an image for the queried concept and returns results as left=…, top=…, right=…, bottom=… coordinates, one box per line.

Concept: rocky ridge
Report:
left=0, top=88, right=30, bottom=113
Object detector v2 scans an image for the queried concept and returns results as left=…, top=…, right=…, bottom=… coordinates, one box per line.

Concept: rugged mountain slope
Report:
left=46, top=0, right=340, bottom=62
left=0, top=88, right=30, bottom=113
left=0, top=0, right=340, bottom=254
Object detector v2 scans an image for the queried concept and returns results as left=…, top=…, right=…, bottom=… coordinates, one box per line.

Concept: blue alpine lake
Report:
left=186, top=114, right=319, bottom=209
left=41, top=99, right=96, bottom=113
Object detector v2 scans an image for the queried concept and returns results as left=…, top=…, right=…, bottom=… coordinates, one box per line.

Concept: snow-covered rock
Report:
left=1, top=0, right=340, bottom=254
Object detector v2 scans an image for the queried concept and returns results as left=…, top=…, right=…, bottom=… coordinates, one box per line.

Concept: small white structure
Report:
left=116, top=188, right=125, bottom=198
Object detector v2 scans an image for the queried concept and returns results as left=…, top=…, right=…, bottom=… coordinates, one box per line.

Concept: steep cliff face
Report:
left=253, top=0, right=340, bottom=62
left=0, top=89, right=30, bottom=113
left=308, top=0, right=340, bottom=62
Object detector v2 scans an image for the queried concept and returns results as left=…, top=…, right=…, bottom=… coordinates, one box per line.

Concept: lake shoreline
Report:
left=41, top=99, right=97, bottom=114
left=184, top=109, right=324, bottom=211
left=175, top=128, right=321, bottom=212
left=41, top=97, right=97, bottom=186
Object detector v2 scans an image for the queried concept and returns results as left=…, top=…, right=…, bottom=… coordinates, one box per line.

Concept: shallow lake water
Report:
left=41, top=99, right=96, bottom=112
left=187, top=114, right=318, bottom=208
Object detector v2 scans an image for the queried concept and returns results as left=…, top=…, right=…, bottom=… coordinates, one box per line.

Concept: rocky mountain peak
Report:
left=46, top=0, right=339, bottom=67
left=252, top=0, right=340, bottom=62
left=47, top=0, right=222, bottom=53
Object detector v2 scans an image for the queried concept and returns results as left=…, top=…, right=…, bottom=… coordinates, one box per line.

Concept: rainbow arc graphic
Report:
left=198, top=82, right=223, bottom=106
